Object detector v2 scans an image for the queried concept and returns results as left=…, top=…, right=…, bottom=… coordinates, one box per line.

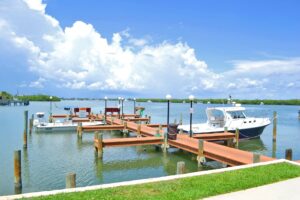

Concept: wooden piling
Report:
left=159, top=124, right=162, bottom=132
left=95, top=132, right=103, bottom=159
left=23, top=111, right=28, bottom=148
left=253, top=153, right=260, bottom=163
left=66, top=173, right=76, bottom=188
left=148, top=116, right=151, bottom=124
left=176, top=161, right=185, bottom=174
left=227, top=138, right=234, bottom=148
left=77, top=122, right=83, bottom=138
left=162, top=132, right=168, bottom=152
left=29, top=114, right=34, bottom=134
left=179, top=128, right=183, bottom=135
left=197, top=139, right=205, bottom=166
left=123, top=121, right=128, bottom=135
left=285, top=149, right=293, bottom=160
left=273, top=111, right=277, bottom=142
left=235, top=128, right=239, bottom=148
left=14, top=150, right=22, bottom=189
left=179, top=113, right=183, bottom=125
left=137, top=124, right=141, bottom=137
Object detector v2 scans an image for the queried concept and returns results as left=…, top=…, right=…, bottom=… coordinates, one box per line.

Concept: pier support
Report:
left=234, top=128, right=239, bottom=148
left=273, top=111, right=277, bottom=142
left=29, top=114, right=34, bottom=134
left=66, top=173, right=76, bottom=188
left=285, top=149, right=293, bottom=161
left=94, top=132, right=103, bottom=159
left=197, top=139, right=206, bottom=166
left=179, top=113, right=183, bottom=125
left=137, top=124, right=141, bottom=137
left=77, top=122, right=83, bottom=139
left=14, top=150, right=22, bottom=190
left=122, top=121, right=129, bottom=136
left=176, top=161, right=185, bottom=174
left=23, top=110, right=28, bottom=149
left=253, top=153, right=261, bottom=163
left=161, top=132, right=169, bottom=152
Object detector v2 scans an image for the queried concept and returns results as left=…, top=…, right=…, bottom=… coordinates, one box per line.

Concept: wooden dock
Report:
left=90, top=115, right=274, bottom=166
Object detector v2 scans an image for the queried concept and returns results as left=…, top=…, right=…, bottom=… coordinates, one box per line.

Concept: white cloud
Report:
left=29, top=77, right=45, bottom=88
left=0, top=0, right=300, bottom=98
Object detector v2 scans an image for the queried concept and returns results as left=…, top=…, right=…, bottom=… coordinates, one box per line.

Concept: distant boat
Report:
left=260, top=102, right=264, bottom=105
left=182, top=100, right=186, bottom=103
left=33, top=108, right=103, bottom=132
left=207, top=101, right=211, bottom=104
left=147, top=100, right=152, bottom=103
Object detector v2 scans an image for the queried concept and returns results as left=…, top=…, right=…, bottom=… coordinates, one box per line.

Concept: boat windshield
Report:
left=207, top=109, right=225, bottom=127
left=227, top=111, right=246, bottom=119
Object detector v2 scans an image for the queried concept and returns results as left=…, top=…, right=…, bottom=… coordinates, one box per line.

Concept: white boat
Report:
left=33, top=112, right=103, bottom=132
left=178, top=106, right=270, bottom=139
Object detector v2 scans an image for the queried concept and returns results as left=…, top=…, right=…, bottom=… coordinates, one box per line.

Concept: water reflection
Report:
left=238, top=138, right=267, bottom=153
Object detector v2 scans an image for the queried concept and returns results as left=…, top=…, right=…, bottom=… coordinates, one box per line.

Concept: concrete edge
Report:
left=0, top=159, right=295, bottom=200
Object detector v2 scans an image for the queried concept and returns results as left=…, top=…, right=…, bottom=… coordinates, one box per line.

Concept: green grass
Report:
left=31, top=163, right=300, bottom=200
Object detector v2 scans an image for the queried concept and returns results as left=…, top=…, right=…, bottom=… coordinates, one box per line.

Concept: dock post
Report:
left=77, top=122, right=83, bottom=139
left=179, top=113, right=183, bottom=125
left=179, top=128, right=183, bottom=135
left=234, top=128, right=239, bottom=148
left=148, top=116, right=151, bottom=124
left=227, top=138, right=234, bottom=148
left=285, top=149, right=293, bottom=160
left=162, top=132, right=168, bottom=152
left=111, top=117, right=114, bottom=125
left=197, top=139, right=206, bottom=166
left=23, top=110, right=28, bottom=149
left=273, top=111, right=277, bottom=142
left=14, top=150, right=22, bottom=190
left=29, top=114, right=34, bottom=134
left=253, top=153, right=261, bottom=163
left=176, top=161, right=185, bottom=174
left=224, top=126, right=228, bottom=133
left=94, top=132, right=103, bottom=159
left=137, top=124, right=141, bottom=137
left=159, top=124, right=162, bottom=132
left=66, top=173, right=76, bottom=188
left=123, top=121, right=129, bottom=135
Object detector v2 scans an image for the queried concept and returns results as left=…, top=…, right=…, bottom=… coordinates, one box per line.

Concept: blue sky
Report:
left=0, top=0, right=300, bottom=99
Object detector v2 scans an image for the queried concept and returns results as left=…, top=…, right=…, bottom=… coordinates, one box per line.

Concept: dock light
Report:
left=121, top=97, right=124, bottom=117
left=104, top=96, right=108, bottom=120
left=133, top=98, right=136, bottom=114
left=50, top=96, right=53, bottom=114
left=188, top=95, right=195, bottom=137
left=166, top=94, right=172, bottom=137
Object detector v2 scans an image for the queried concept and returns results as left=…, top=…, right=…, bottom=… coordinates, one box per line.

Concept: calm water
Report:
left=0, top=100, right=300, bottom=195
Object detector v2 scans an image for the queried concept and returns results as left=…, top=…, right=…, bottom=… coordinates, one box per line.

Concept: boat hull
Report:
left=193, top=124, right=268, bottom=139
left=228, top=125, right=267, bottom=139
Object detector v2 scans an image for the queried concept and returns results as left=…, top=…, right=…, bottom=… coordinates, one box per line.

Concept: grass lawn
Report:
left=32, top=162, right=300, bottom=200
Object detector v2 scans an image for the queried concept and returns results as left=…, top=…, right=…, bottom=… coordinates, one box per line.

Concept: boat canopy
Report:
left=36, top=112, right=45, bottom=118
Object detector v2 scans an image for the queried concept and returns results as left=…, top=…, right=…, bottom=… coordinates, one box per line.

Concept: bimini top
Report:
left=207, top=106, right=246, bottom=112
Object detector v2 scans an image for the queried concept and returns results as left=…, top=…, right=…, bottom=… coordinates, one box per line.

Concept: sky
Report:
left=0, top=0, right=300, bottom=99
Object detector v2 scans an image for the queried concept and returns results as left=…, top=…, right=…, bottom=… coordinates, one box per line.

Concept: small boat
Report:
left=178, top=105, right=270, bottom=139
left=33, top=111, right=103, bottom=132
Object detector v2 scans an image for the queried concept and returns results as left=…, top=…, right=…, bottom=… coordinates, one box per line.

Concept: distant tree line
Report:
left=136, top=98, right=300, bottom=105
left=17, top=94, right=60, bottom=101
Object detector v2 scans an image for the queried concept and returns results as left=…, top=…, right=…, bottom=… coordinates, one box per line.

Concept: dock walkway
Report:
left=91, top=116, right=274, bottom=166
